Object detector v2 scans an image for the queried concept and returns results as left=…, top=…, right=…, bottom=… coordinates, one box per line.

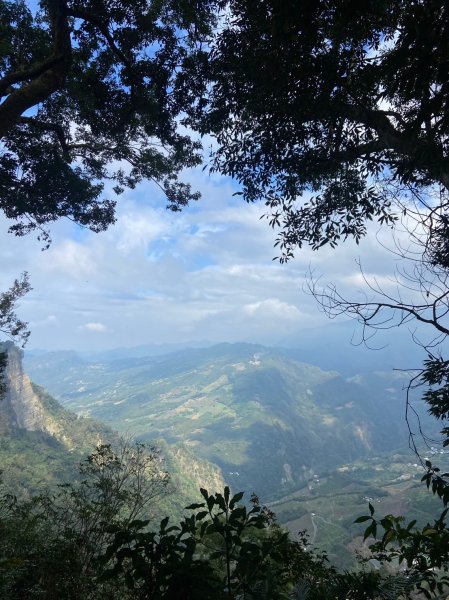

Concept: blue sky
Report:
left=0, top=2, right=425, bottom=354
left=0, top=153, right=417, bottom=352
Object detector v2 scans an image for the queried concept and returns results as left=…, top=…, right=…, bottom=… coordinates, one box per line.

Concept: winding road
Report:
left=310, top=513, right=338, bottom=544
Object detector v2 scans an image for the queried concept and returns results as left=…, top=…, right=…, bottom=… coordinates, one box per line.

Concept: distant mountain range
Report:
left=277, top=320, right=435, bottom=375
left=24, top=342, right=438, bottom=500
left=0, top=339, right=444, bottom=569
left=26, top=317, right=440, bottom=375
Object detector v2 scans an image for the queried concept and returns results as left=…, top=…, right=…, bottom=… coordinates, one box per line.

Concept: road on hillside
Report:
left=310, top=513, right=337, bottom=544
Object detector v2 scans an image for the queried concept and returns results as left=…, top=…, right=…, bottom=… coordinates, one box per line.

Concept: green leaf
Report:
left=230, top=491, right=244, bottom=509
left=229, top=506, right=247, bottom=526
left=354, top=515, right=371, bottom=524
left=128, top=519, right=150, bottom=530
left=206, top=495, right=215, bottom=512
left=363, top=523, right=374, bottom=541
left=195, top=511, right=208, bottom=521
left=215, top=493, right=226, bottom=512
left=185, top=502, right=205, bottom=510
left=406, top=519, right=417, bottom=531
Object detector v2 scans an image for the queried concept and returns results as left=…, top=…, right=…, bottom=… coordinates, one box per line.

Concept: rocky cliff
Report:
left=0, top=342, right=70, bottom=445
left=0, top=344, right=226, bottom=500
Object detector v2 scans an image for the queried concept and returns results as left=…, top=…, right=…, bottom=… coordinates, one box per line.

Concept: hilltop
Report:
left=24, top=342, right=437, bottom=500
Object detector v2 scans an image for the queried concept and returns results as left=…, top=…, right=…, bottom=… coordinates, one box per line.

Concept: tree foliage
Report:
left=0, top=440, right=169, bottom=599
left=0, top=273, right=31, bottom=345
left=201, top=0, right=449, bottom=261
left=0, top=273, right=31, bottom=395
left=4, top=476, right=445, bottom=599
left=0, top=0, right=216, bottom=246
left=194, top=0, right=449, bottom=450
left=357, top=461, right=449, bottom=599
left=102, top=487, right=303, bottom=599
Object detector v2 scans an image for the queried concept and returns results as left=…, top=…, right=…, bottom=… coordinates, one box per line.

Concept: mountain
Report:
left=26, top=320, right=429, bottom=375
left=16, top=341, right=448, bottom=569
left=26, top=341, right=215, bottom=362
left=0, top=342, right=225, bottom=508
left=0, top=342, right=116, bottom=496
left=276, top=320, right=428, bottom=376
left=271, top=448, right=446, bottom=568
left=24, top=342, right=438, bottom=500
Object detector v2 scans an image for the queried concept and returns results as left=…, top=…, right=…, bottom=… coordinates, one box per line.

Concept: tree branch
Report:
left=0, top=56, right=62, bottom=99
left=348, top=105, right=449, bottom=190
left=0, top=0, right=72, bottom=139
left=67, top=8, right=133, bottom=72
left=18, top=116, right=69, bottom=152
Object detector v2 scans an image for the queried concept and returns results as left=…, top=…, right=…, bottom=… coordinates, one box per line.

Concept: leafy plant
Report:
left=0, top=440, right=169, bottom=599
left=355, top=462, right=449, bottom=598
left=101, top=487, right=337, bottom=599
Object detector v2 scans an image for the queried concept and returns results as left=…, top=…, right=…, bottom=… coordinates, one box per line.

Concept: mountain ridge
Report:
left=0, top=343, right=226, bottom=504
left=24, top=342, right=438, bottom=499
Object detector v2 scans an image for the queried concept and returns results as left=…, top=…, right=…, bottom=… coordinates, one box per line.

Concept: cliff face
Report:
left=169, top=444, right=226, bottom=496
left=0, top=342, right=66, bottom=442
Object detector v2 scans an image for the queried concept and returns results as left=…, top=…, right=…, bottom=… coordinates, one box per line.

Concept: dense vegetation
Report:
left=24, top=344, right=438, bottom=499
left=2, top=442, right=449, bottom=599
left=0, top=0, right=217, bottom=244
left=0, top=442, right=169, bottom=599
left=199, top=0, right=449, bottom=463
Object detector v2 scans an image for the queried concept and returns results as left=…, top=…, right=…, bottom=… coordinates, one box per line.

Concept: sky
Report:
left=0, top=148, right=420, bottom=354
left=0, top=1, right=429, bottom=355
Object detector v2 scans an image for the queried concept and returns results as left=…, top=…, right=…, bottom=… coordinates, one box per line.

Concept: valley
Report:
left=21, top=342, right=448, bottom=567
left=0, top=340, right=443, bottom=568
left=273, top=450, right=446, bottom=567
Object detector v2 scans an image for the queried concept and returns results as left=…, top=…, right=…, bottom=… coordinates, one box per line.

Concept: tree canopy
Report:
left=201, top=0, right=449, bottom=261
left=0, top=0, right=215, bottom=246
left=191, top=0, right=449, bottom=446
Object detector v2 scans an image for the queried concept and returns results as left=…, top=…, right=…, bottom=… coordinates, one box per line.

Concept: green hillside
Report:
left=271, top=449, right=448, bottom=569
left=1, top=411, right=225, bottom=528
left=25, top=343, right=437, bottom=499
left=0, top=383, right=116, bottom=497
left=17, top=343, right=449, bottom=570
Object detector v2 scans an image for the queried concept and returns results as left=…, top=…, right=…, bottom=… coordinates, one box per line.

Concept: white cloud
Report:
left=243, top=298, right=302, bottom=319
left=0, top=160, right=423, bottom=352
left=115, top=209, right=174, bottom=254
left=79, top=322, right=108, bottom=333
left=42, top=240, right=96, bottom=280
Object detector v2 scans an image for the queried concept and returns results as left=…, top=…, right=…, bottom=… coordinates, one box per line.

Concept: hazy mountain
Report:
left=26, top=319, right=434, bottom=376
left=27, top=341, right=215, bottom=362
left=24, top=342, right=437, bottom=499
left=0, top=343, right=225, bottom=504
left=12, top=341, right=447, bottom=569
left=80, top=340, right=215, bottom=361
left=276, top=320, right=428, bottom=375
